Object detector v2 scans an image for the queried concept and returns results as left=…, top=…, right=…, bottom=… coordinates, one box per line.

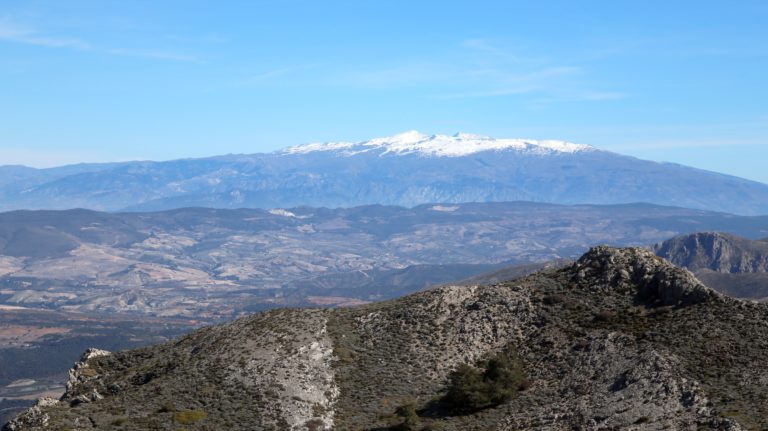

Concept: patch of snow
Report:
left=283, top=141, right=357, bottom=154
left=269, top=209, right=297, bottom=217
left=167, top=182, right=185, bottom=193
left=6, top=379, right=37, bottom=388
left=281, top=130, right=596, bottom=157
left=0, top=304, right=30, bottom=311
left=430, top=205, right=460, bottom=212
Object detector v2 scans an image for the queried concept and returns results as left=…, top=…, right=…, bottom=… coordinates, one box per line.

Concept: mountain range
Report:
left=2, top=131, right=768, bottom=215
left=7, top=246, right=767, bottom=430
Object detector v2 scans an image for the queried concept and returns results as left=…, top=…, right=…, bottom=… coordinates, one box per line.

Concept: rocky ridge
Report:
left=654, top=232, right=768, bottom=273
left=654, top=232, right=768, bottom=300
left=6, top=246, right=768, bottom=430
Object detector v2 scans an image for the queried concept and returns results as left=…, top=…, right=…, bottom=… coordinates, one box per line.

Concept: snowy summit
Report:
left=283, top=131, right=596, bottom=157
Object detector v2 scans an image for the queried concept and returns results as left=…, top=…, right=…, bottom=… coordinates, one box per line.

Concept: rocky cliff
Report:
left=7, top=247, right=768, bottom=430
left=654, top=232, right=768, bottom=273
left=654, top=232, right=768, bottom=299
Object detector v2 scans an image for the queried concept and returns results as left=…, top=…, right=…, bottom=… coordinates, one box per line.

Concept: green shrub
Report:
left=110, top=417, right=129, bottom=426
left=157, top=402, right=176, bottom=413
left=80, top=367, right=99, bottom=377
left=442, top=350, right=527, bottom=414
left=542, top=294, right=566, bottom=305
left=594, top=309, right=617, bottom=322
left=392, top=402, right=421, bottom=430
left=173, top=409, right=208, bottom=424
left=443, top=364, right=491, bottom=410
left=420, top=419, right=445, bottom=431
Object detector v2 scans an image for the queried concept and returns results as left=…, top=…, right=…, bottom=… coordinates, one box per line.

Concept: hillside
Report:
left=654, top=232, right=768, bottom=300
left=2, top=132, right=768, bottom=214
left=7, top=246, right=768, bottom=430
left=2, top=203, right=768, bottom=318
left=0, top=307, right=198, bottom=426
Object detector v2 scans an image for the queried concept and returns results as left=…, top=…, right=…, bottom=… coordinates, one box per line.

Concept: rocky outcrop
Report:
left=654, top=232, right=768, bottom=273
left=226, top=313, right=338, bottom=430
left=62, top=348, right=111, bottom=405
left=654, top=232, right=768, bottom=300
left=7, top=247, right=768, bottom=430
left=3, top=349, right=111, bottom=431
left=575, top=246, right=714, bottom=306
left=2, top=398, right=58, bottom=431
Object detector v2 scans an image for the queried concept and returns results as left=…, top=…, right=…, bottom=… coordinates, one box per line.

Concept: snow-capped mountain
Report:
left=284, top=130, right=595, bottom=157
left=1, top=131, right=768, bottom=215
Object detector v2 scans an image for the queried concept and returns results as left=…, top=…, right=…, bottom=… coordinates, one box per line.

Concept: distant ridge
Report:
left=655, top=232, right=768, bottom=273
left=654, top=232, right=768, bottom=300
left=1, top=131, right=768, bottom=214
left=1, top=202, right=768, bottom=318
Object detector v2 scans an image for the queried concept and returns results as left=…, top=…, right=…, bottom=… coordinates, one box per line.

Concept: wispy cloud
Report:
left=209, top=65, right=313, bottom=92
left=433, top=66, right=584, bottom=99
left=460, top=38, right=504, bottom=55
left=0, top=21, right=91, bottom=50
left=337, top=39, right=623, bottom=106
left=105, top=47, right=197, bottom=62
left=581, top=91, right=626, bottom=101
left=345, top=62, right=453, bottom=88
left=528, top=90, right=627, bottom=110
left=243, top=66, right=310, bottom=83
left=0, top=19, right=196, bottom=62
left=459, top=37, right=537, bottom=64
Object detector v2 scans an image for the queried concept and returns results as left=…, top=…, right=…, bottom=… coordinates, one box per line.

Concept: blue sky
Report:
left=1, top=1, right=767, bottom=183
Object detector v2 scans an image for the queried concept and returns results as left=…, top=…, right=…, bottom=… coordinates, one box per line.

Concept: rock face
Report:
left=574, top=246, right=713, bottom=306
left=2, top=398, right=58, bottom=431
left=654, top=232, right=768, bottom=273
left=6, top=246, right=768, bottom=430
left=654, top=232, right=768, bottom=300
left=63, top=348, right=112, bottom=405
left=3, top=349, right=112, bottom=431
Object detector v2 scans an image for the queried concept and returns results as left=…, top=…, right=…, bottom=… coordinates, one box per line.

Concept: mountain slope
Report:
left=7, top=247, right=768, bottom=430
left=2, top=132, right=768, bottom=214
left=654, top=232, right=768, bottom=299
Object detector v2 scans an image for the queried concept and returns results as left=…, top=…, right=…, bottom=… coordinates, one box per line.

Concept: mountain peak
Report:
left=572, top=246, right=714, bottom=306
left=283, top=131, right=596, bottom=157
left=372, top=129, right=429, bottom=144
